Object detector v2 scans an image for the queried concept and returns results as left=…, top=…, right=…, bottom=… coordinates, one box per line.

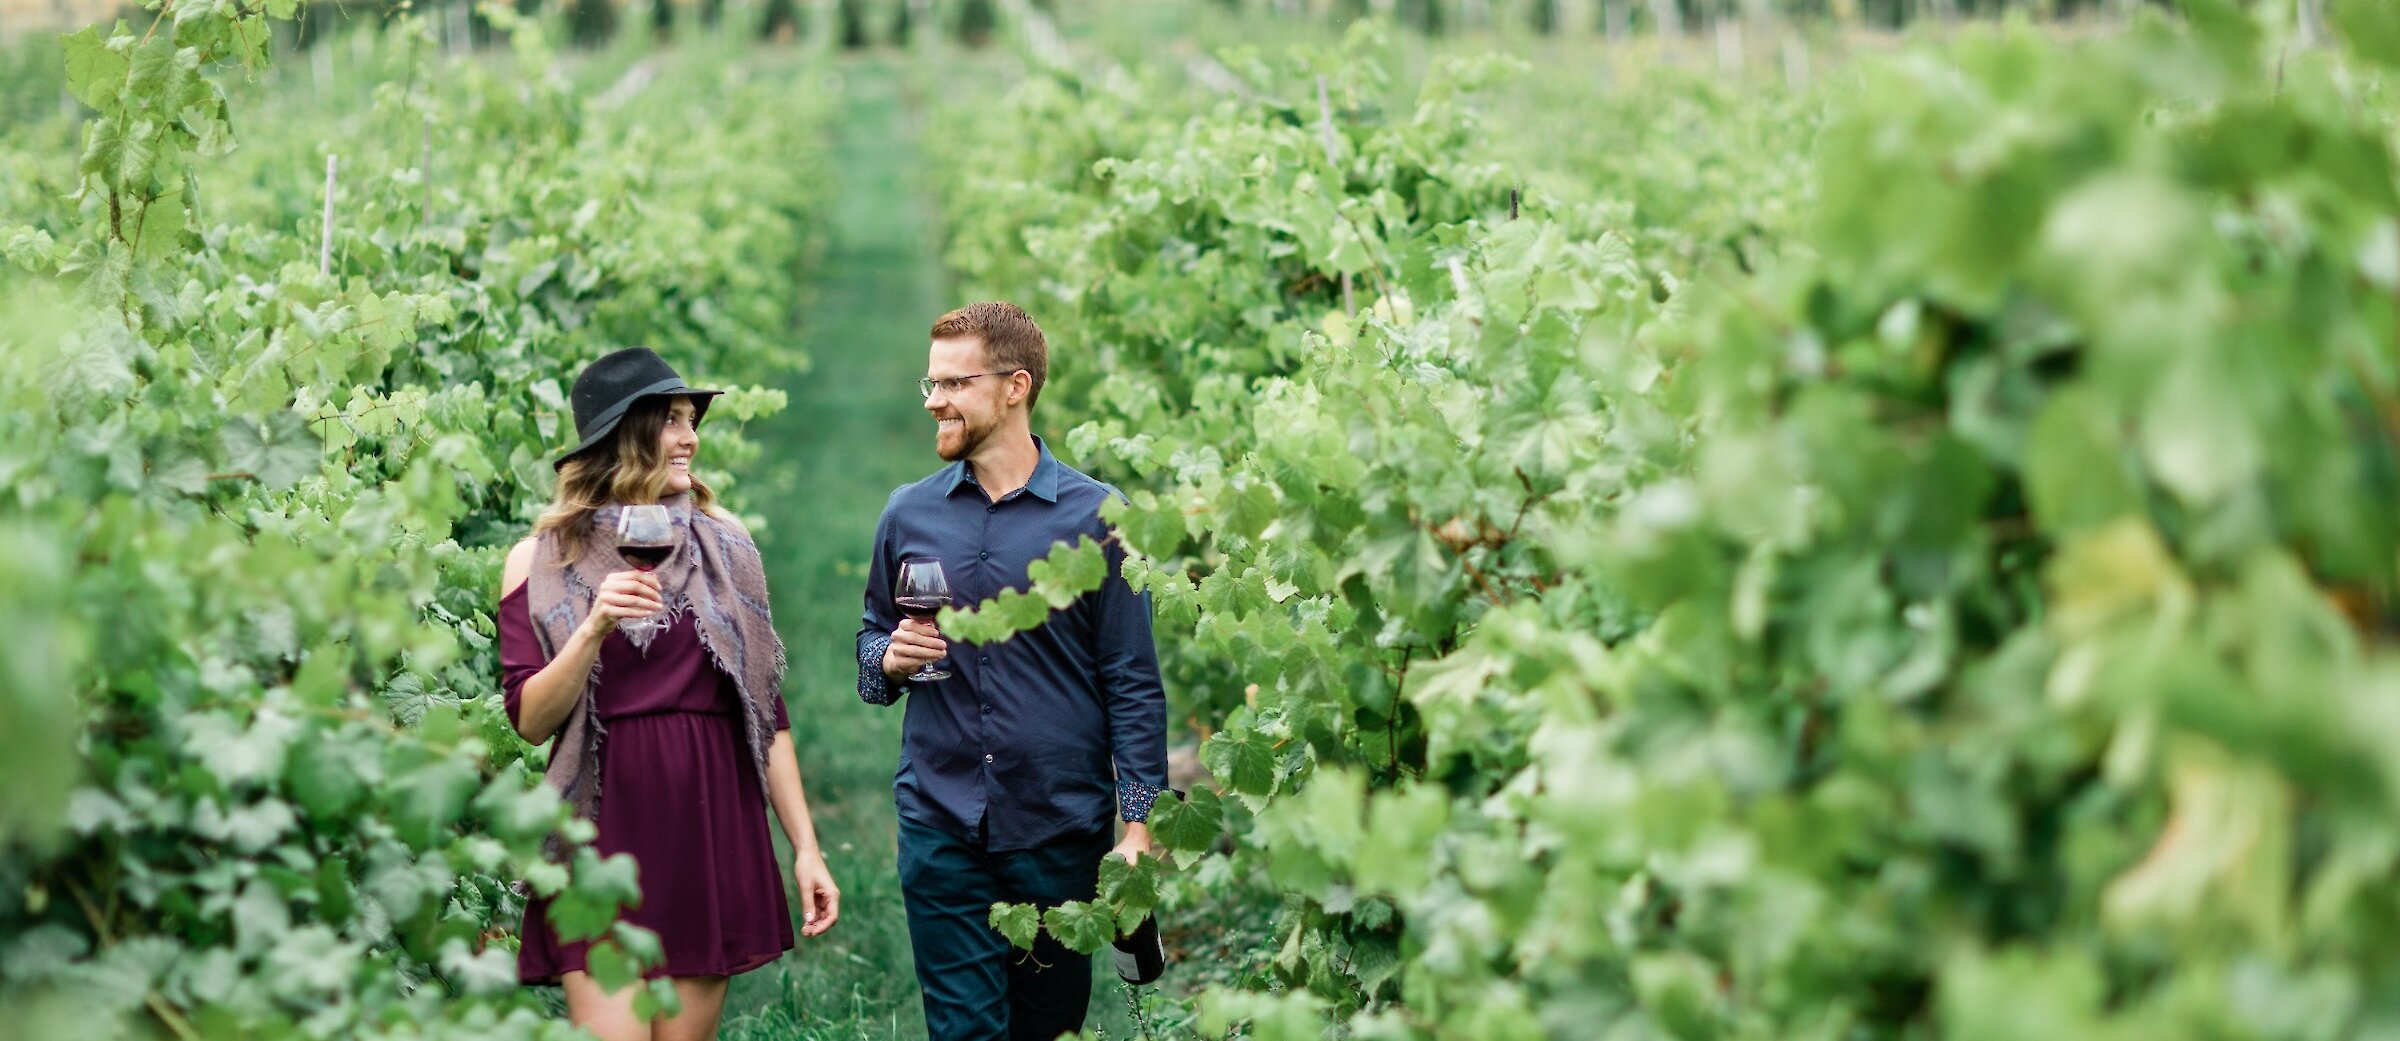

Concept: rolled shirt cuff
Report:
left=1118, top=780, right=1164, bottom=823
left=858, top=633, right=900, bottom=706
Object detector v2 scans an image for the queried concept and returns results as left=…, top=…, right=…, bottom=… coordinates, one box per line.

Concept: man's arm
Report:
left=1094, top=526, right=1170, bottom=852
left=857, top=498, right=907, bottom=706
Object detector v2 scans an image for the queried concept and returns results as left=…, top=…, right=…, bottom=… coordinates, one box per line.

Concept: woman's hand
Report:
left=794, top=848, right=840, bottom=937
left=578, top=570, right=664, bottom=637
left=882, top=618, right=947, bottom=680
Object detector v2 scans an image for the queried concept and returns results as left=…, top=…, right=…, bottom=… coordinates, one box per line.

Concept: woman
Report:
left=498, top=346, right=839, bottom=1041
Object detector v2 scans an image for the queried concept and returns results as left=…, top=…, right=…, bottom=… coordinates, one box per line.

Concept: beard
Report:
left=935, top=412, right=998, bottom=462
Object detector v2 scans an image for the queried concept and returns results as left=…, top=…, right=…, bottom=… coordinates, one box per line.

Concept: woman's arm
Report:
left=766, top=729, right=840, bottom=936
left=500, top=539, right=661, bottom=745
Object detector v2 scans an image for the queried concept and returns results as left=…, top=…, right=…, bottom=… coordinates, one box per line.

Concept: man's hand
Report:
left=1110, top=821, right=1154, bottom=865
left=883, top=618, right=948, bottom=681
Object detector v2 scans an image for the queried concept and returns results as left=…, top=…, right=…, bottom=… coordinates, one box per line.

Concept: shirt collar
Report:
left=942, top=435, right=1062, bottom=503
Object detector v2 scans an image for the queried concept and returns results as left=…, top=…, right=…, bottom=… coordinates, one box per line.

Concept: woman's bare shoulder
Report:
left=502, top=537, right=540, bottom=598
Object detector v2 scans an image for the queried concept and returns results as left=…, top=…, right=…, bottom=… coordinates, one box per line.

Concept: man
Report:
left=856, top=301, right=1169, bottom=1041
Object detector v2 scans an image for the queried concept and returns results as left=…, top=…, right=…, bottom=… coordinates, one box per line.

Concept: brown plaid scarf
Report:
left=524, top=493, right=786, bottom=826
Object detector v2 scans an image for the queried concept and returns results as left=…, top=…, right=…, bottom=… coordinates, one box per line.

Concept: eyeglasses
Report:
left=919, top=370, right=1023, bottom=400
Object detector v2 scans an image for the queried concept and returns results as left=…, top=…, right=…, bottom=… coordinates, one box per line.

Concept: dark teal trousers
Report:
left=897, top=816, right=1110, bottom=1041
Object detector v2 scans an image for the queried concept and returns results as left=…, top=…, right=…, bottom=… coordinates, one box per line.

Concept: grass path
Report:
left=717, top=52, right=1141, bottom=1040
left=721, top=56, right=944, bottom=1041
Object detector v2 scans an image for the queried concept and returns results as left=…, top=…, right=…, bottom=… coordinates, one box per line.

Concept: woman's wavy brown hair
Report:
left=535, top=396, right=722, bottom=564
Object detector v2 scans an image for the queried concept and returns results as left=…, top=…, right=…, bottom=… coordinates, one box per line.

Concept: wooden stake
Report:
left=320, top=155, right=337, bottom=277
left=2298, top=0, right=2325, bottom=49
left=1449, top=256, right=1478, bottom=327
left=1314, top=75, right=1341, bottom=166
left=1317, top=75, right=1353, bottom=319
left=1646, top=0, right=1681, bottom=38
left=421, top=115, right=434, bottom=225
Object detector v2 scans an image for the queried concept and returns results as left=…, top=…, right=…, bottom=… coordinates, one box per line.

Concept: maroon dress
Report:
left=500, top=582, right=795, bottom=983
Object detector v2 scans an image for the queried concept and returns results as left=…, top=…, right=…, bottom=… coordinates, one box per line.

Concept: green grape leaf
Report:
left=314, top=856, right=355, bottom=925
left=1096, top=852, right=1161, bottom=922
left=2333, top=0, right=2400, bottom=67
left=549, top=848, right=641, bottom=942
left=611, top=922, right=665, bottom=967
left=632, top=977, right=683, bottom=1021
left=549, top=849, right=643, bottom=949
left=389, top=756, right=480, bottom=850
left=1041, top=899, right=1117, bottom=955
left=260, top=925, right=352, bottom=993
left=66, top=935, right=180, bottom=1016
left=63, top=788, right=131, bottom=837
left=1147, top=786, right=1225, bottom=852
left=1197, top=988, right=1329, bottom=1040
left=62, top=26, right=127, bottom=112
left=1106, top=490, right=1187, bottom=558
left=472, top=773, right=565, bottom=842
left=184, top=710, right=298, bottom=787
left=123, top=34, right=181, bottom=114
left=219, top=410, right=320, bottom=490
left=940, top=538, right=1108, bottom=643
left=2023, top=387, right=2139, bottom=533
left=1027, top=536, right=1109, bottom=609
left=989, top=902, right=1040, bottom=951
left=172, top=946, right=242, bottom=1006
left=1203, top=727, right=1277, bottom=796
left=216, top=798, right=296, bottom=853
left=286, top=738, right=366, bottom=820
left=131, top=191, right=189, bottom=262
left=2, top=925, right=92, bottom=985
left=1223, top=479, right=1279, bottom=539
left=1353, top=783, right=1449, bottom=899
left=438, top=938, right=517, bottom=997
left=584, top=938, right=640, bottom=994
left=519, top=859, right=570, bottom=898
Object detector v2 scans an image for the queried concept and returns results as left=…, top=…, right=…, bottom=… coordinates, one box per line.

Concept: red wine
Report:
left=896, top=595, right=948, bottom=620
left=620, top=545, right=673, bottom=570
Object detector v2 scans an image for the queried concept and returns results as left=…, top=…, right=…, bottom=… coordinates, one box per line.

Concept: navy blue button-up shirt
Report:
left=856, top=438, right=1168, bottom=852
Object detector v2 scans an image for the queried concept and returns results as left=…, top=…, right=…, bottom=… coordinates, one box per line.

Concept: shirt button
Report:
left=981, top=703, right=992, bottom=714
left=980, top=655, right=991, bottom=665
left=979, top=550, right=990, bottom=560
left=986, top=506, right=996, bottom=513
left=983, top=753, right=995, bottom=764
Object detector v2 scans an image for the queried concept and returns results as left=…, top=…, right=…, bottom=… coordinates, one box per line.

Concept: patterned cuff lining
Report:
left=1119, top=781, right=1164, bottom=823
left=859, top=634, right=899, bottom=706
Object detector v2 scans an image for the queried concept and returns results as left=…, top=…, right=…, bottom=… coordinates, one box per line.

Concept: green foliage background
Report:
left=0, top=6, right=826, bottom=1037
left=10, top=0, right=2400, bottom=1039
left=932, top=2, right=2400, bottom=1038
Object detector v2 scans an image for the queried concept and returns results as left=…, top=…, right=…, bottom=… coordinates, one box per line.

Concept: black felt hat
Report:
left=556, top=347, right=723, bottom=470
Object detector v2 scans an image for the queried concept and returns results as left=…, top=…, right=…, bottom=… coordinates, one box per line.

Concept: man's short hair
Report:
left=931, top=301, right=1048, bottom=411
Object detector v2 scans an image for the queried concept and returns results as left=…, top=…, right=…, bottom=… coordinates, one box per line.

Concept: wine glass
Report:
left=894, top=558, right=954, bottom=681
left=614, top=504, right=675, bottom=638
